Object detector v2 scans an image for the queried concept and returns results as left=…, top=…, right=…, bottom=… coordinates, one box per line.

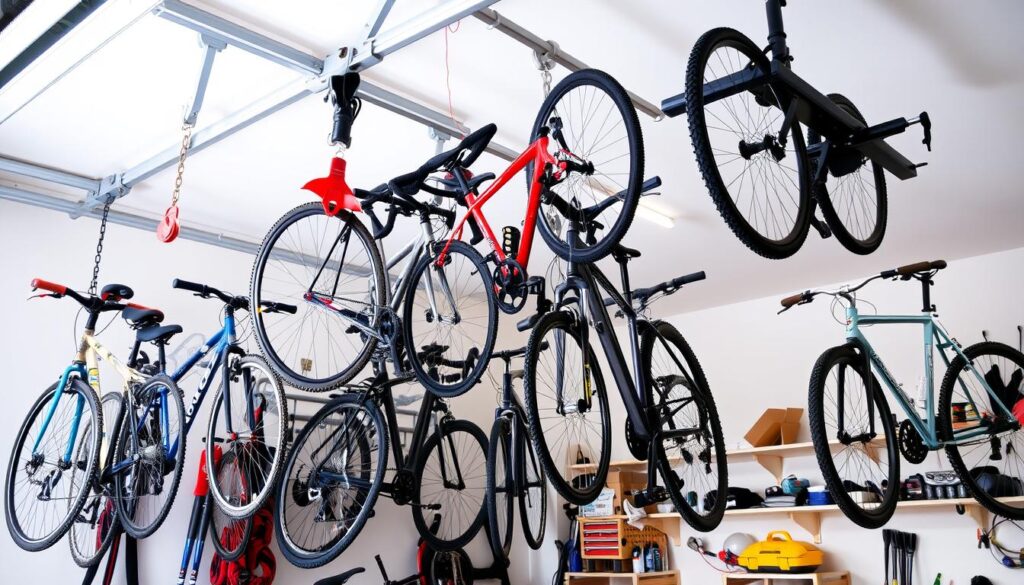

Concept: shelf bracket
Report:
left=753, top=454, right=785, bottom=483
left=963, top=501, right=988, bottom=529
left=636, top=515, right=681, bottom=546
left=789, top=510, right=822, bottom=544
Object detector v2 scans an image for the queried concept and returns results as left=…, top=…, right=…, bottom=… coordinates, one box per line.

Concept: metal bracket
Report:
left=532, top=41, right=558, bottom=73
left=184, top=34, right=227, bottom=126
left=69, top=174, right=127, bottom=218
left=428, top=127, right=451, bottom=155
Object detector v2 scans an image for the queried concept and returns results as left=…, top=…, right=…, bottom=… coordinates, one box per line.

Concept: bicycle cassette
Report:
left=898, top=419, right=929, bottom=464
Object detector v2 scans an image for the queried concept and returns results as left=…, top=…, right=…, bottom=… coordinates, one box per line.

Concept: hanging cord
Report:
left=88, top=199, right=113, bottom=296
left=443, top=21, right=463, bottom=137
left=982, top=515, right=1023, bottom=568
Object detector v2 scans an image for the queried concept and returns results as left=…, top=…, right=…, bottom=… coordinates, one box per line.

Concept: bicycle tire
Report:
left=274, top=394, right=387, bottom=568
left=523, top=310, right=611, bottom=505
left=69, top=392, right=124, bottom=567
left=641, top=321, right=727, bottom=532
left=113, top=374, right=186, bottom=539
left=808, top=93, right=888, bottom=255
left=516, top=415, right=547, bottom=550
left=485, top=417, right=514, bottom=560
left=528, top=69, right=645, bottom=263
left=427, top=548, right=475, bottom=585
left=808, top=344, right=899, bottom=529
left=939, top=341, right=1024, bottom=520
left=685, top=27, right=812, bottom=259
left=251, top=202, right=386, bottom=392
left=5, top=378, right=102, bottom=552
left=206, top=354, right=289, bottom=519
left=210, top=449, right=254, bottom=562
left=402, top=240, right=497, bottom=398
left=412, top=418, right=488, bottom=551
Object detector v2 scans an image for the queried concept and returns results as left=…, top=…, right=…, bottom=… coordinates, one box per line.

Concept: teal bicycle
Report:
left=782, top=260, right=1024, bottom=528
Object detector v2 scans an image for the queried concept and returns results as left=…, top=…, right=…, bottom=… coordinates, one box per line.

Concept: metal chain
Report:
left=540, top=68, right=552, bottom=97
left=170, top=122, right=194, bottom=208
left=89, top=199, right=112, bottom=296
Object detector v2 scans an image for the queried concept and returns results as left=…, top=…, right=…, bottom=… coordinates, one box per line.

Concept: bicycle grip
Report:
left=31, top=278, right=67, bottom=295
left=894, top=259, right=946, bottom=276
left=672, top=271, right=706, bottom=287
left=172, top=279, right=206, bottom=295
left=259, top=301, right=298, bottom=315
left=780, top=292, right=805, bottom=308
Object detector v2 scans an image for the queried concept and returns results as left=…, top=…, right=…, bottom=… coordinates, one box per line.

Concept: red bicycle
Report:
left=251, top=69, right=646, bottom=395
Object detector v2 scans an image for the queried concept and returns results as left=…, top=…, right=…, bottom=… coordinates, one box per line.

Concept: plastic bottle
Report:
left=652, top=543, right=662, bottom=571
left=631, top=547, right=643, bottom=573
left=644, top=543, right=653, bottom=572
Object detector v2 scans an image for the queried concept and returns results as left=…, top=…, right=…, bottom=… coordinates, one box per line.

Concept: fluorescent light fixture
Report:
left=637, top=202, right=675, bottom=229
left=0, top=0, right=80, bottom=72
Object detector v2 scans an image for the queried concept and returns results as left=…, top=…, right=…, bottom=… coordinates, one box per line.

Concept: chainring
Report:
left=492, top=258, right=528, bottom=315
left=898, top=419, right=929, bottom=464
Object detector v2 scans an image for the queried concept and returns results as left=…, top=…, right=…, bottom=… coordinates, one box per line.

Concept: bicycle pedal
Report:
left=524, top=276, right=545, bottom=294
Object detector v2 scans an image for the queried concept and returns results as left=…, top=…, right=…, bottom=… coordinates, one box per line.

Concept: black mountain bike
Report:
left=275, top=365, right=487, bottom=568
left=521, top=228, right=728, bottom=532
left=663, top=0, right=932, bottom=259
left=485, top=345, right=548, bottom=561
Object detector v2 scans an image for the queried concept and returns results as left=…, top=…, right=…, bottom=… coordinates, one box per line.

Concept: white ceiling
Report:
left=2, top=0, right=1023, bottom=314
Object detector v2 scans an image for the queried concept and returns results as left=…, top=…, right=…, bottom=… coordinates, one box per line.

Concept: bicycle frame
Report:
left=441, top=134, right=554, bottom=269
left=846, top=305, right=1017, bottom=449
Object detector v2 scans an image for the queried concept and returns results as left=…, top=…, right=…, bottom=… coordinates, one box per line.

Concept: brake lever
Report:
left=27, top=293, right=61, bottom=301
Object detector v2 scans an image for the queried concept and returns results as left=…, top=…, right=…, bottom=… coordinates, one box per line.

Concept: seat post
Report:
left=920, top=275, right=935, bottom=313
left=765, top=0, right=790, bottom=63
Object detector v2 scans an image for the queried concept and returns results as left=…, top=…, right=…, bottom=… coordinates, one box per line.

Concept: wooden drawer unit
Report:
left=579, top=517, right=668, bottom=560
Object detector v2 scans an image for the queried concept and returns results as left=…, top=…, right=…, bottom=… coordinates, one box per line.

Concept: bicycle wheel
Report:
left=641, top=321, right=727, bottom=532
left=112, top=374, right=186, bottom=539
left=413, top=419, right=488, bottom=551
left=210, top=450, right=253, bottom=562
left=485, top=417, right=514, bottom=560
left=69, top=392, right=124, bottom=567
left=807, top=94, right=888, bottom=255
left=403, top=240, right=497, bottom=398
left=275, top=395, right=387, bottom=568
left=206, top=355, right=288, bottom=519
left=523, top=310, right=611, bottom=505
left=426, top=548, right=475, bottom=585
left=5, top=378, right=101, bottom=552
left=685, top=27, right=812, bottom=259
left=528, top=68, right=644, bottom=263
left=939, top=342, right=1024, bottom=520
left=251, top=202, right=386, bottom=391
left=517, top=415, right=547, bottom=550
left=808, top=344, right=899, bottom=529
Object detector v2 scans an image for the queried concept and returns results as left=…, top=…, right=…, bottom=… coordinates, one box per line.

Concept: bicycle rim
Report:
left=486, top=418, right=513, bottom=559
left=252, top=203, right=385, bottom=391
left=5, top=379, right=101, bottom=552
left=206, top=356, right=288, bottom=519
left=517, top=416, right=547, bottom=549
left=210, top=449, right=254, bottom=562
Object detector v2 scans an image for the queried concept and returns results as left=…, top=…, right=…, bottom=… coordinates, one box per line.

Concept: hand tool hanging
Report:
left=157, top=35, right=225, bottom=243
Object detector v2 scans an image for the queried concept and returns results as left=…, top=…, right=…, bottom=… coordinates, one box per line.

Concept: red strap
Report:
left=31, top=278, right=67, bottom=295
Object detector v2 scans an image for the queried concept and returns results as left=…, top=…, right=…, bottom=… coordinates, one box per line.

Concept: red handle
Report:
left=31, top=278, right=67, bottom=295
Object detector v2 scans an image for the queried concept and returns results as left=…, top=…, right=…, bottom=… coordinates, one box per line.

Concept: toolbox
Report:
left=578, top=517, right=668, bottom=561
left=737, top=531, right=824, bottom=573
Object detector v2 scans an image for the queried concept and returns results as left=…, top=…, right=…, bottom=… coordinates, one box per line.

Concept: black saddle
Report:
left=314, top=567, right=365, bottom=585
left=122, top=305, right=164, bottom=328
left=611, top=243, right=641, bottom=262
left=100, top=283, right=134, bottom=301
left=136, top=324, right=182, bottom=344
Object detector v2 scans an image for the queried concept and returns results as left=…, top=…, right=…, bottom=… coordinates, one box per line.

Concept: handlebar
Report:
left=31, top=278, right=130, bottom=314
left=603, top=270, right=706, bottom=310
left=31, top=278, right=67, bottom=296
left=172, top=279, right=250, bottom=311
left=780, top=259, right=947, bottom=312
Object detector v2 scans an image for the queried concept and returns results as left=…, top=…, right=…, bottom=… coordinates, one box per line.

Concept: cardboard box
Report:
left=744, top=408, right=804, bottom=447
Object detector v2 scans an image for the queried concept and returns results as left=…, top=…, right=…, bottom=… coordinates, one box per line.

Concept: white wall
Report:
left=0, top=200, right=512, bottom=584
left=511, top=246, right=1024, bottom=585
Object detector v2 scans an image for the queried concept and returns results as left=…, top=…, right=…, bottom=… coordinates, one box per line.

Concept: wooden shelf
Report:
left=721, top=571, right=849, bottom=585
left=570, top=438, right=887, bottom=483
left=721, top=496, right=1024, bottom=543
left=565, top=569, right=679, bottom=585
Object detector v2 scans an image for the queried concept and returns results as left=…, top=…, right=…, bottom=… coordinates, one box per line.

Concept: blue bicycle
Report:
left=782, top=260, right=1024, bottom=528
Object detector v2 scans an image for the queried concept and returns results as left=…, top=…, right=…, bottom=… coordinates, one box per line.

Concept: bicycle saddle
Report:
left=122, top=305, right=165, bottom=328
left=313, top=567, right=365, bottom=585
left=390, top=123, right=497, bottom=195
left=136, top=323, right=183, bottom=345
left=100, top=283, right=134, bottom=301
left=610, top=243, right=641, bottom=262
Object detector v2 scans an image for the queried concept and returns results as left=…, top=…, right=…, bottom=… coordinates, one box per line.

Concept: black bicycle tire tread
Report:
left=523, top=311, right=612, bottom=505
left=485, top=417, right=514, bottom=560
left=113, top=375, right=186, bottom=539
left=529, top=68, right=645, bottom=264
left=6, top=380, right=102, bottom=552
left=939, top=341, right=1024, bottom=520
left=250, top=202, right=386, bottom=392
left=69, top=393, right=124, bottom=567
left=517, top=415, right=547, bottom=550
left=402, top=240, right=498, bottom=398
left=274, top=395, right=389, bottom=569
left=684, top=27, right=811, bottom=260
left=808, top=345, right=899, bottom=529
left=642, top=321, right=728, bottom=532
left=412, top=418, right=488, bottom=551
